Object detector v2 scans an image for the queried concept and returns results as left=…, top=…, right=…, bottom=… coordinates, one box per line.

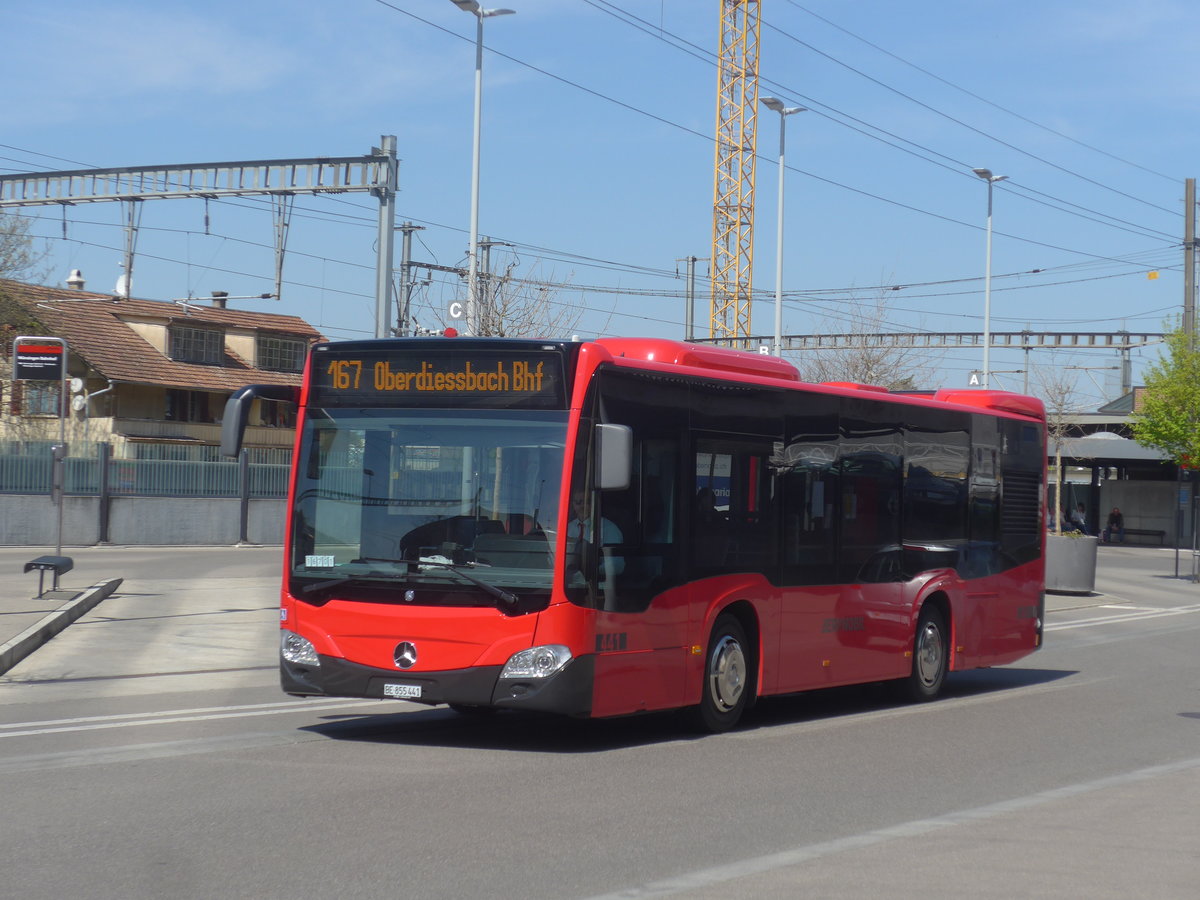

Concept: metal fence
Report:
left=0, top=441, right=289, bottom=498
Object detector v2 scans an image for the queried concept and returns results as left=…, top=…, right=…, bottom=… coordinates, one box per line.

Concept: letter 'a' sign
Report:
left=12, top=336, right=67, bottom=381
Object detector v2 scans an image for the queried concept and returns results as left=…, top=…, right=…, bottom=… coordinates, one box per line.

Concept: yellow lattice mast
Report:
left=710, top=0, right=761, bottom=345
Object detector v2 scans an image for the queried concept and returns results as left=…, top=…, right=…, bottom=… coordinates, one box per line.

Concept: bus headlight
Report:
left=500, top=645, right=572, bottom=679
left=281, top=630, right=320, bottom=667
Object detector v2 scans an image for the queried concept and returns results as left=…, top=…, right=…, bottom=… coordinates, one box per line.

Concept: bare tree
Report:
left=421, top=255, right=587, bottom=339
left=1033, top=362, right=1083, bottom=535
left=478, top=259, right=586, bottom=338
left=1, top=277, right=60, bottom=443
left=0, top=211, right=51, bottom=282
left=786, top=292, right=933, bottom=390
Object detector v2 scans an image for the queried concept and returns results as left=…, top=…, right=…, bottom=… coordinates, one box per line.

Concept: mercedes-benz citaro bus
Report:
left=222, top=335, right=1045, bottom=732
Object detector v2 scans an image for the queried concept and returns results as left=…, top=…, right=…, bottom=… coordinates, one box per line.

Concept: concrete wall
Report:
left=0, top=494, right=286, bottom=545
left=1099, top=480, right=1190, bottom=544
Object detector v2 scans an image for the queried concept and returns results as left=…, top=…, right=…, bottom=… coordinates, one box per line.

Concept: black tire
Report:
left=691, top=614, right=752, bottom=733
left=902, top=604, right=948, bottom=702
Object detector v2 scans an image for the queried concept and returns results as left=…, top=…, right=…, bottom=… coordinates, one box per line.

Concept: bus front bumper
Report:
left=282, top=653, right=594, bottom=717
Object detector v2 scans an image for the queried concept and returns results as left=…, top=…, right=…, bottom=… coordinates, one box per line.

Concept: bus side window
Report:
left=578, top=369, right=689, bottom=612
left=595, top=433, right=681, bottom=612
left=780, top=402, right=839, bottom=585
left=838, top=407, right=902, bottom=584
left=692, top=439, right=776, bottom=576
left=903, top=409, right=970, bottom=574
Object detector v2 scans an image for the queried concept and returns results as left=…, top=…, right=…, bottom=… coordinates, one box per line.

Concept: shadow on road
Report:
left=300, top=666, right=1077, bottom=753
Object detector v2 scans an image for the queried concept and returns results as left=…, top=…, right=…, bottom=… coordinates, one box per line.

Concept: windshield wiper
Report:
left=351, top=556, right=521, bottom=613
left=296, top=571, right=407, bottom=598
left=412, top=558, right=520, bottom=613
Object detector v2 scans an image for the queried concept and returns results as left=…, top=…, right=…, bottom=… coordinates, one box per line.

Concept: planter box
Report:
left=1046, top=533, right=1099, bottom=594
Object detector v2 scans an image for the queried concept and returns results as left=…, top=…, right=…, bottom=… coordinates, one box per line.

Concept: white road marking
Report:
left=1046, top=602, right=1200, bottom=632
left=581, top=756, right=1200, bottom=900
left=722, top=675, right=1099, bottom=743
left=0, top=698, right=393, bottom=738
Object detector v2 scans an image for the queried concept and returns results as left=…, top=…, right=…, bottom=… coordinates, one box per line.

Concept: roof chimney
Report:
left=66, top=269, right=85, bottom=290
left=211, top=291, right=229, bottom=309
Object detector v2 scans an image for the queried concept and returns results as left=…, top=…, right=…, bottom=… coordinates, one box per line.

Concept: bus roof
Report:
left=590, top=336, right=1045, bottom=422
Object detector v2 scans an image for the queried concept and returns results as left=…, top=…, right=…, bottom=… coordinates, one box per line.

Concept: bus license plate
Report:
left=384, top=683, right=422, bottom=699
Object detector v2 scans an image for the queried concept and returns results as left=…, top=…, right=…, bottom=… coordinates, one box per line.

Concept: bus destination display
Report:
left=311, top=348, right=567, bottom=409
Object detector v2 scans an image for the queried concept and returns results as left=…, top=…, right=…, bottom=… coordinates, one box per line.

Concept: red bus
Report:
left=223, top=336, right=1045, bottom=732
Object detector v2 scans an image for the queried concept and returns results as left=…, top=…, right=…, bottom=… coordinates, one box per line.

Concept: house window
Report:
left=165, top=389, right=215, bottom=423
left=257, top=335, right=307, bottom=373
left=22, top=381, right=63, bottom=416
left=257, top=398, right=297, bottom=428
left=170, top=326, right=223, bottom=365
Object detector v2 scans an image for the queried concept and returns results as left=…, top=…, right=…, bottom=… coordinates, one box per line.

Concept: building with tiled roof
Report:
left=1, top=275, right=322, bottom=456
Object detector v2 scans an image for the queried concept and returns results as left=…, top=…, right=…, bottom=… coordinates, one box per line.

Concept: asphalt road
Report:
left=0, top=544, right=1198, bottom=899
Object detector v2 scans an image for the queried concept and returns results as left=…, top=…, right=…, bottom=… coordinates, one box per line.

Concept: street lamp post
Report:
left=973, top=167, right=1007, bottom=388
left=760, top=97, right=805, bottom=357
left=449, top=1, right=515, bottom=336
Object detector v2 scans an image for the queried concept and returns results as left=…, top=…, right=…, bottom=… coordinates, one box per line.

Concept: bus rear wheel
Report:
left=902, top=605, right=948, bottom=702
left=692, top=614, right=751, bottom=733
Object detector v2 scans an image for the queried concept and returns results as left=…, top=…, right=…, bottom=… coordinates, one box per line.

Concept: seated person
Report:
left=566, top=491, right=624, bottom=579
left=1103, top=507, right=1124, bottom=543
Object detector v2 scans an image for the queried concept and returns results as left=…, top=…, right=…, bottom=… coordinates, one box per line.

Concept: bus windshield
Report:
left=289, top=407, right=568, bottom=604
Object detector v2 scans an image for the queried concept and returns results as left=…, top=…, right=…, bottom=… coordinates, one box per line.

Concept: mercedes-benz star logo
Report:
left=394, top=641, right=418, bottom=670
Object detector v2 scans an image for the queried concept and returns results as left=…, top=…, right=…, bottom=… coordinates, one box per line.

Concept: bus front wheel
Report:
left=692, top=614, right=752, bottom=733
left=903, top=604, right=948, bottom=702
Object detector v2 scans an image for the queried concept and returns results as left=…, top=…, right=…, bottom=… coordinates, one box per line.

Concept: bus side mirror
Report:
left=595, top=424, right=632, bottom=491
left=220, top=384, right=301, bottom=458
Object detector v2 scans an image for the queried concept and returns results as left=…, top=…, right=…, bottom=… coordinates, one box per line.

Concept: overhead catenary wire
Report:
left=21, top=203, right=1177, bottom=314
left=376, top=0, right=1180, bottom=263
left=7, top=8, right=1182, bottom=299
left=584, top=0, right=1182, bottom=233
left=5, top=3, right=1188, bottom=358
left=780, top=0, right=1179, bottom=184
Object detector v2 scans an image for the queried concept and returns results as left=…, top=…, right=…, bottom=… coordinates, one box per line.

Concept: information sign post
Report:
left=13, top=338, right=66, bottom=382
left=12, top=336, right=71, bottom=588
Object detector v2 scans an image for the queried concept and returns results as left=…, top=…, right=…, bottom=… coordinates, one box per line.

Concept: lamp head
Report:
left=449, top=2, right=515, bottom=18
left=973, top=167, right=1007, bottom=183
left=761, top=97, right=807, bottom=116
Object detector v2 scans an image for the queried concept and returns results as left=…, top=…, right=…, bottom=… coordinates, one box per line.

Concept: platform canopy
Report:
left=1056, top=432, right=1170, bottom=464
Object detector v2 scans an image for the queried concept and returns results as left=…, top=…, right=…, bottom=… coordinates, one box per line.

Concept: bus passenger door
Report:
left=832, top=411, right=907, bottom=682
left=777, top=457, right=840, bottom=691
left=690, top=436, right=783, bottom=692
left=582, top=370, right=691, bottom=717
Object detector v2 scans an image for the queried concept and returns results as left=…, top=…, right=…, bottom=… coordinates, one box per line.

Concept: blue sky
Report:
left=4, top=0, right=1197, bottom=407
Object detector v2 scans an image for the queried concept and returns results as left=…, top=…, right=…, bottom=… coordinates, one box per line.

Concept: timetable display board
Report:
left=310, top=346, right=568, bottom=409
left=12, top=337, right=66, bottom=381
